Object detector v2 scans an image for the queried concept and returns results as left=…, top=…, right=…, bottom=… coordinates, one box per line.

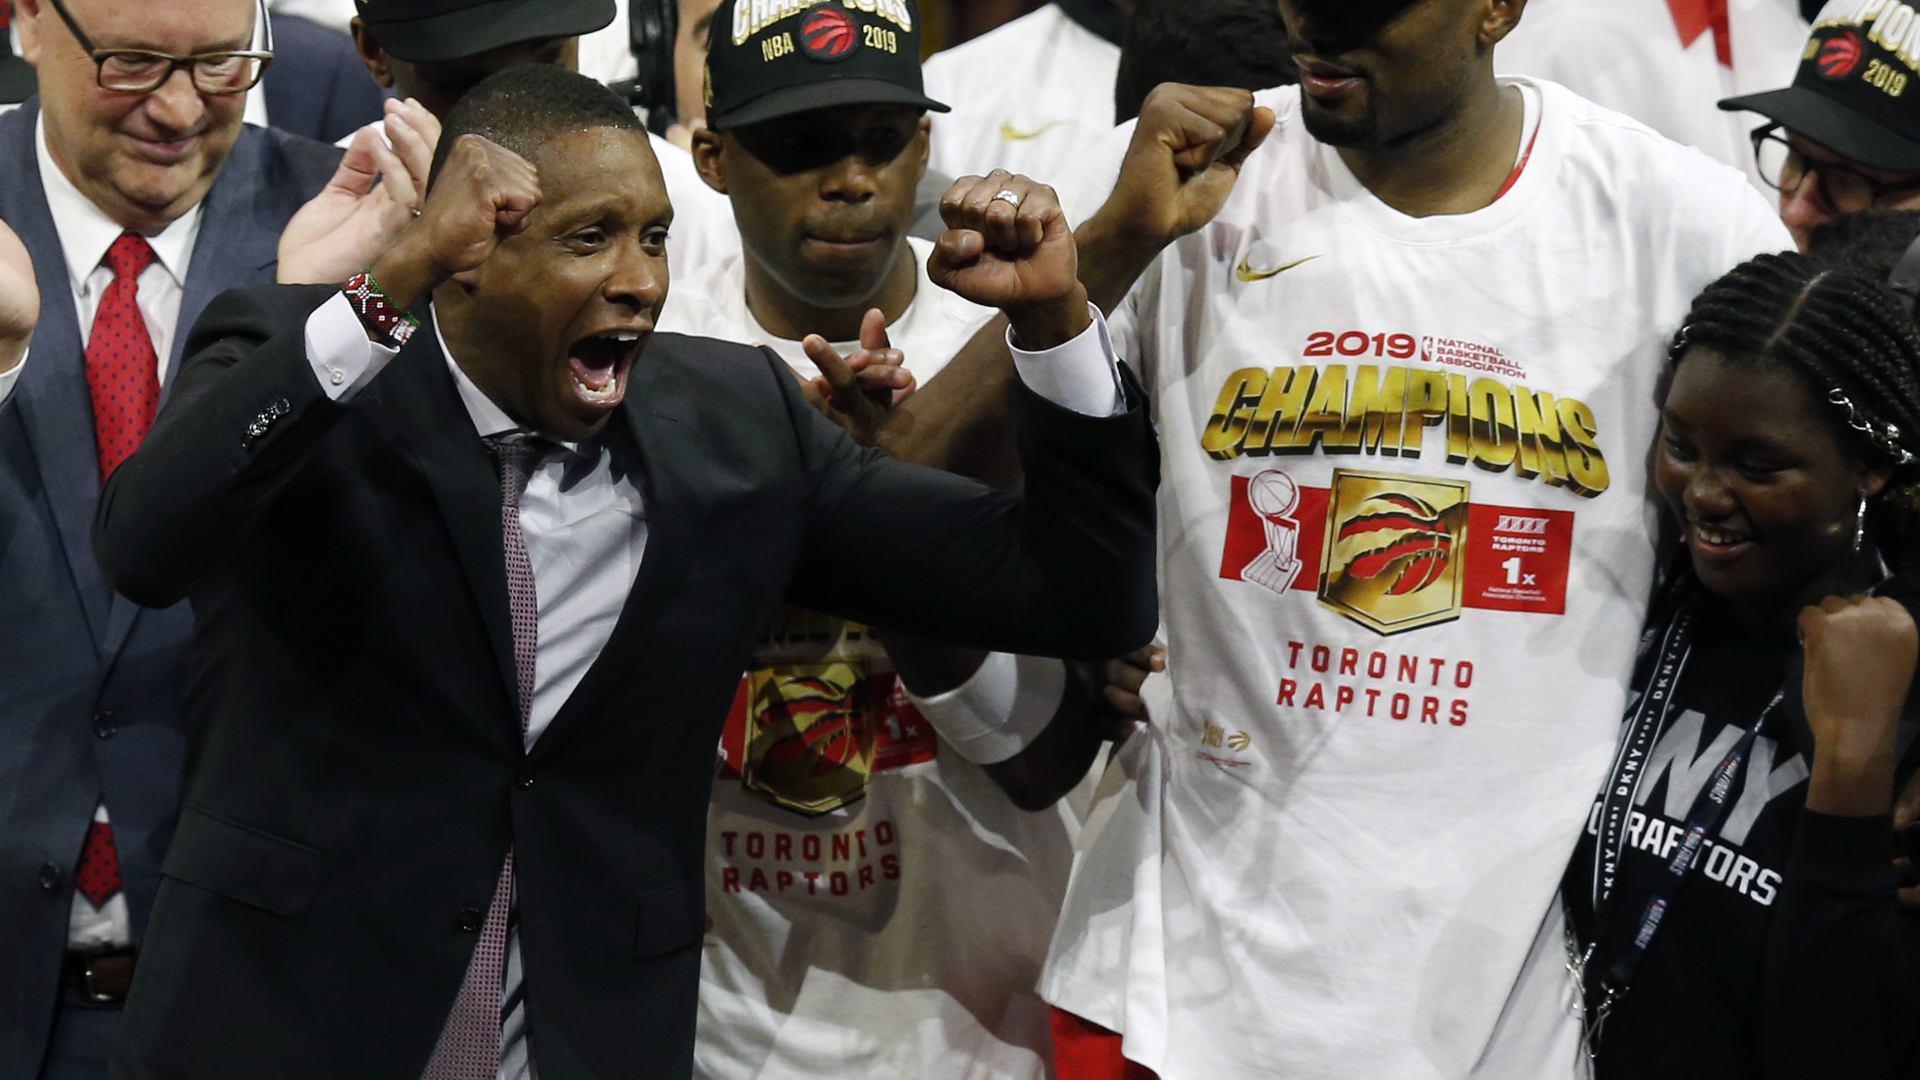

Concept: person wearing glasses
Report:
left=0, top=1, right=341, bottom=1077
left=1720, top=11, right=1920, bottom=252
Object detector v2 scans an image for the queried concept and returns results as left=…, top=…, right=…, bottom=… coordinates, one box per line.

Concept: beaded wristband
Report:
left=344, top=270, right=420, bottom=349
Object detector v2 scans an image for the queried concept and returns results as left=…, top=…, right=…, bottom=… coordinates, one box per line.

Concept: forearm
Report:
left=889, top=635, right=1101, bottom=810
left=878, top=213, right=1163, bottom=478
left=1807, top=729, right=1900, bottom=817
left=94, top=287, right=357, bottom=606
left=980, top=682, right=1105, bottom=812
left=879, top=314, right=1023, bottom=483
left=1761, top=809, right=1920, bottom=1079
left=792, top=384, right=1157, bottom=660
left=886, top=634, right=991, bottom=696
left=1074, top=209, right=1168, bottom=316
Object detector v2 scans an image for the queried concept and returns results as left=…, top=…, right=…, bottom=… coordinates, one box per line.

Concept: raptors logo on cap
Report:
left=1817, top=30, right=1866, bottom=79
left=800, top=4, right=859, bottom=62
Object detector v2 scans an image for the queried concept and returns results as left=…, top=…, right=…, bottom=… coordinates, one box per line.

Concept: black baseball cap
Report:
left=705, top=0, right=948, bottom=131
left=1720, top=17, right=1920, bottom=172
left=355, top=0, right=616, bottom=65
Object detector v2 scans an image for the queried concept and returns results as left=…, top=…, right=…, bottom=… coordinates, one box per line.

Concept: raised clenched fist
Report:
left=369, top=134, right=543, bottom=311
left=928, top=170, right=1089, bottom=350
left=279, top=98, right=442, bottom=286
left=0, top=217, right=38, bottom=375
left=1100, top=84, right=1275, bottom=251
left=1799, top=593, right=1918, bottom=817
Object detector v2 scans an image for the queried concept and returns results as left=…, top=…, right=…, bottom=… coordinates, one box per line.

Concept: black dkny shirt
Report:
left=1565, top=577, right=1920, bottom=1080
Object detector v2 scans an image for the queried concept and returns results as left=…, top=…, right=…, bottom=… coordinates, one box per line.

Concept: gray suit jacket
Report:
left=0, top=98, right=337, bottom=1079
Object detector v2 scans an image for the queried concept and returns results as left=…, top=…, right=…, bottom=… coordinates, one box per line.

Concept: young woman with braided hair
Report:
left=1564, top=251, right=1920, bottom=1078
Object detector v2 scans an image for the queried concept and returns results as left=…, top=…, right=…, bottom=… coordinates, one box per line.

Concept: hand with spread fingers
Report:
left=0, top=216, right=36, bottom=376
left=929, top=170, right=1090, bottom=351
left=278, top=98, right=443, bottom=286
left=1799, top=593, right=1919, bottom=817
left=367, top=134, right=542, bottom=313
left=797, top=308, right=917, bottom=448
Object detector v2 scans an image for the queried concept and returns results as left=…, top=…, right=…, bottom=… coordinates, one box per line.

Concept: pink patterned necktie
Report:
left=422, top=438, right=541, bottom=1080
left=86, top=232, right=161, bottom=481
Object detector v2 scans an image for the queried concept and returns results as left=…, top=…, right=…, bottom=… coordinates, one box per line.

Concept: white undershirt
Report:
left=36, top=114, right=201, bottom=378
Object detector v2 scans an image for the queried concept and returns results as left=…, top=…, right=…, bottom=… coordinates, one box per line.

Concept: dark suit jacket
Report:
left=261, top=14, right=391, bottom=146
left=90, top=284, right=1158, bottom=1080
left=0, top=101, right=338, bottom=1079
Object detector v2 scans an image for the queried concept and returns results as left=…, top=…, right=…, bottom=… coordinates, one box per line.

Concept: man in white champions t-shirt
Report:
left=658, top=2, right=1116, bottom=1076
left=989, top=1, right=1795, bottom=1078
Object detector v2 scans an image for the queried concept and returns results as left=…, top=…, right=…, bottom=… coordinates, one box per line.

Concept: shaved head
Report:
left=429, top=63, right=643, bottom=188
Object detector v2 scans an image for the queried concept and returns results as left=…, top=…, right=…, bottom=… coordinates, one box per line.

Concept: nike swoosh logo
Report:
left=1000, top=118, right=1072, bottom=141
left=1235, top=254, right=1322, bottom=282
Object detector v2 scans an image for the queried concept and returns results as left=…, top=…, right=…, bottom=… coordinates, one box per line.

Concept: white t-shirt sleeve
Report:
left=1726, top=181, right=1796, bottom=260
left=305, top=292, right=399, bottom=402
left=906, top=651, right=1070, bottom=764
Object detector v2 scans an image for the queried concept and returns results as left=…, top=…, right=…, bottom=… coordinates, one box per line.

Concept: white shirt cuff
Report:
left=0, top=346, right=23, bottom=409
left=1008, top=304, right=1125, bottom=418
left=905, top=651, right=1068, bottom=765
left=306, top=291, right=398, bottom=402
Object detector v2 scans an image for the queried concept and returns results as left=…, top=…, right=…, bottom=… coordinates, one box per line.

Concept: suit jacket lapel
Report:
left=374, top=329, right=522, bottom=720
left=164, top=124, right=286, bottom=395
left=0, top=100, right=110, bottom=650
left=530, top=356, right=713, bottom=760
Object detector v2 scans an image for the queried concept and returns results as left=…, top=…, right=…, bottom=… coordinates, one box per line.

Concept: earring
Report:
left=1854, top=493, right=1869, bottom=557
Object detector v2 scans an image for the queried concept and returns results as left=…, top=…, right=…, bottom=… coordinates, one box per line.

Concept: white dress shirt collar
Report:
left=433, top=304, right=519, bottom=440
left=35, top=114, right=201, bottom=296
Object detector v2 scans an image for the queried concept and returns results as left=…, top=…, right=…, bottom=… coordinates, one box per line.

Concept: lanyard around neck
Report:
left=1581, top=600, right=1784, bottom=1049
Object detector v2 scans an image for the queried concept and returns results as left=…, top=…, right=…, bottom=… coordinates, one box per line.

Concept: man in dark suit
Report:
left=0, top=1, right=342, bottom=1077
left=92, top=64, right=1156, bottom=1080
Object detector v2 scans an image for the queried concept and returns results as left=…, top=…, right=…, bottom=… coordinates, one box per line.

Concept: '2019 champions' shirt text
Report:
left=1041, top=79, right=1792, bottom=1080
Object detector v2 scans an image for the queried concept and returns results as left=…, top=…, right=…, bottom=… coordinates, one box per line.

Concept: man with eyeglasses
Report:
left=1721, top=7, right=1920, bottom=251
left=0, top=1, right=341, bottom=1076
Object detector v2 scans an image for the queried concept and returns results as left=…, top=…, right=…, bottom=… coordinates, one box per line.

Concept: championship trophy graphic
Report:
left=1242, top=469, right=1304, bottom=595
left=1318, top=470, right=1470, bottom=635
left=740, top=619, right=887, bottom=815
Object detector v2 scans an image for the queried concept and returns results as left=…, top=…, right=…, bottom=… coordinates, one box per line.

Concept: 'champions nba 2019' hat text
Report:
left=1721, top=3, right=1920, bottom=171
left=705, top=0, right=949, bottom=131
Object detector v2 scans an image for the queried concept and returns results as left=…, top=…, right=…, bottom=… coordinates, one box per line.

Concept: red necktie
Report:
left=86, top=232, right=162, bottom=482
left=1669, top=0, right=1733, bottom=67
left=72, top=234, right=157, bottom=911
left=74, top=819, right=122, bottom=906
left=421, top=438, right=541, bottom=1080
